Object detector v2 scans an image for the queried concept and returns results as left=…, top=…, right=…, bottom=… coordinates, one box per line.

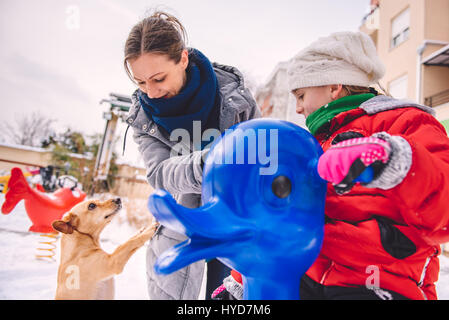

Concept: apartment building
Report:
left=255, top=0, right=449, bottom=131
left=360, top=0, right=449, bottom=131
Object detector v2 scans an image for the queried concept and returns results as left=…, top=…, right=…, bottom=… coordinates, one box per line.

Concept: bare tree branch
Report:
left=0, top=111, right=56, bottom=147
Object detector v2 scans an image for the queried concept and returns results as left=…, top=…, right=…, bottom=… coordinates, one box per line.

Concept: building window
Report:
left=389, top=74, right=408, bottom=99
left=391, top=7, right=410, bottom=49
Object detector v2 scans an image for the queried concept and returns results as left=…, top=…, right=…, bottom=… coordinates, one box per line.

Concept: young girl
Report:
left=290, top=31, right=449, bottom=300
left=123, top=11, right=260, bottom=300
left=215, top=31, right=449, bottom=300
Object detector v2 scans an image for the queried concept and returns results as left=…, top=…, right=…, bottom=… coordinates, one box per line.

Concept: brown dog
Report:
left=52, top=198, right=157, bottom=300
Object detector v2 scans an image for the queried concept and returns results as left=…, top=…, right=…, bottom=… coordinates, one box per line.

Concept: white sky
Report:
left=0, top=0, right=370, bottom=166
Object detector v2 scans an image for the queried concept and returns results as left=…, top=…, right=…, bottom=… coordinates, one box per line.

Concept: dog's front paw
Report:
left=133, top=222, right=159, bottom=243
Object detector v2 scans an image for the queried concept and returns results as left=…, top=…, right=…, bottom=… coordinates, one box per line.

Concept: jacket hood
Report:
left=360, top=95, right=435, bottom=117
left=212, top=62, right=246, bottom=91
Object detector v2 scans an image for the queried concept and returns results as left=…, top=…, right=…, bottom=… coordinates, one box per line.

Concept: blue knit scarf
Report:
left=138, top=48, right=219, bottom=145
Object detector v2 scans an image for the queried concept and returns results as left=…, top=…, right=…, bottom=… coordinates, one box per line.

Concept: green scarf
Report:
left=305, top=93, right=375, bottom=135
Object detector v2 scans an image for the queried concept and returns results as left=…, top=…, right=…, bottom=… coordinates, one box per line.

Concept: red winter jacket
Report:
left=306, top=96, right=449, bottom=300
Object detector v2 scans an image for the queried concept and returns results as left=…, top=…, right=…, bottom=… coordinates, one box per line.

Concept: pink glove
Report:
left=318, top=136, right=391, bottom=193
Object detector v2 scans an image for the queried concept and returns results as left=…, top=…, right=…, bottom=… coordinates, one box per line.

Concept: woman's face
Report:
left=128, top=50, right=189, bottom=99
left=292, top=85, right=344, bottom=118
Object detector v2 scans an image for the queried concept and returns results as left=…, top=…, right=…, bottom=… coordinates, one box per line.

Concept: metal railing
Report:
left=361, top=5, right=380, bottom=28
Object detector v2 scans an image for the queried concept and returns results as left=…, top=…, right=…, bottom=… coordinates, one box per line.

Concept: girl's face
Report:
left=292, top=85, right=344, bottom=118
left=128, top=50, right=189, bottom=99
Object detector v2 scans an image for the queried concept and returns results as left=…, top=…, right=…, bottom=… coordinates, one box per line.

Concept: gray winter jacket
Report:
left=126, top=62, right=261, bottom=300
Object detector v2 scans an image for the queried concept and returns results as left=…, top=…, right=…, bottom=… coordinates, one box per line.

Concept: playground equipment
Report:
left=35, top=232, right=59, bottom=262
left=2, top=167, right=86, bottom=232
left=1, top=167, right=86, bottom=261
left=148, top=119, right=327, bottom=300
left=0, top=170, right=34, bottom=194
left=92, top=93, right=131, bottom=194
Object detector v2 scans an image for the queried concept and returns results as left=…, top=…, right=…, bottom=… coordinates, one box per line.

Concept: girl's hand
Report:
left=318, top=136, right=391, bottom=194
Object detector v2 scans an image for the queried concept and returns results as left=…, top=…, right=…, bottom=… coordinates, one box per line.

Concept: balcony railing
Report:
left=361, top=5, right=380, bottom=30
left=425, top=89, right=449, bottom=107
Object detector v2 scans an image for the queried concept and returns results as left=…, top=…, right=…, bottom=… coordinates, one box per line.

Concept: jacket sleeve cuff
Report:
left=364, top=132, right=412, bottom=190
left=223, top=274, right=244, bottom=300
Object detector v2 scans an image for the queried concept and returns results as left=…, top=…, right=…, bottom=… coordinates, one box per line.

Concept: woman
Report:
left=123, top=11, right=260, bottom=300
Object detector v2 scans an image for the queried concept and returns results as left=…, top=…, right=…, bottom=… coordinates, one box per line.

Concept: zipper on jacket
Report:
left=417, top=247, right=439, bottom=300
left=320, top=261, right=335, bottom=285
left=122, top=124, right=130, bottom=156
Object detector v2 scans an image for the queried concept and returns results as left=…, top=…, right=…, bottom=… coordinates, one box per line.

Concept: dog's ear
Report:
left=52, top=213, right=79, bottom=234
left=52, top=220, right=73, bottom=234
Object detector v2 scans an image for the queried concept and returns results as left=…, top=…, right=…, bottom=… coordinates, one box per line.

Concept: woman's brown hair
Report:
left=123, top=11, right=188, bottom=83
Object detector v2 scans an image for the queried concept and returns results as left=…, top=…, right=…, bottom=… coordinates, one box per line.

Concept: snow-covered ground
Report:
left=0, top=193, right=150, bottom=299
left=0, top=193, right=448, bottom=300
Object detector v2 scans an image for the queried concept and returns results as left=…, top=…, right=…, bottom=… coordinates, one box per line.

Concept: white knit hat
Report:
left=287, top=31, right=385, bottom=91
